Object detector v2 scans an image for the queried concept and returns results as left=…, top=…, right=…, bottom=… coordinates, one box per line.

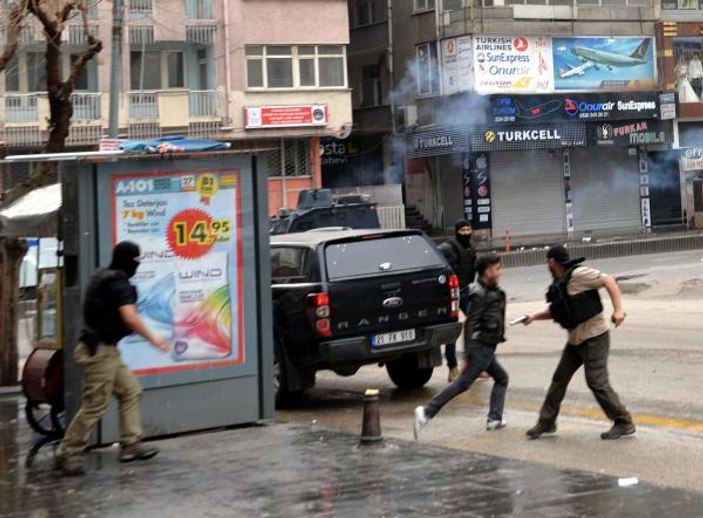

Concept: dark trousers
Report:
left=538, top=331, right=632, bottom=426
left=426, top=341, right=508, bottom=421
left=445, top=292, right=470, bottom=369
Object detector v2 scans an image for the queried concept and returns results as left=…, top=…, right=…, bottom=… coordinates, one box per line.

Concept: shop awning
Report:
left=120, top=136, right=230, bottom=154
left=0, top=183, right=61, bottom=238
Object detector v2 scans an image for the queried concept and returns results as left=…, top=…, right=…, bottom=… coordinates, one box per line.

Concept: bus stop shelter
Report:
left=1, top=150, right=274, bottom=444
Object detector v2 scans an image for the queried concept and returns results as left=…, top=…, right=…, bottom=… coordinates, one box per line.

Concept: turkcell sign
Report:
left=407, top=128, right=470, bottom=158
left=472, top=123, right=586, bottom=151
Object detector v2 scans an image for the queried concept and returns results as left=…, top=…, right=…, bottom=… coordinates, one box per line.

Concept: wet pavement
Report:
left=2, top=394, right=703, bottom=517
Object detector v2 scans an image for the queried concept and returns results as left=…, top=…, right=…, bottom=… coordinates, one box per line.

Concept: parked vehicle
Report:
left=270, top=229, right=462, bottom=406
left=270, top=188, right=381, bottom=235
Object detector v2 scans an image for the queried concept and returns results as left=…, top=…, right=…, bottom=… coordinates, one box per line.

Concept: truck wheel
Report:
left=386, top=354, right=434, bottom=389
left=274, top=345, right=303, bottom=408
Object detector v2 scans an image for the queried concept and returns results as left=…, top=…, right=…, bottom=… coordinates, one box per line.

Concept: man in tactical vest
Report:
left=414, top=253, right=509, bottom=439
left=437, top=219, right=477, bottom=381
left=523, top=245, right=635, bottom=441
left=55, top=241, right=170, bottom=476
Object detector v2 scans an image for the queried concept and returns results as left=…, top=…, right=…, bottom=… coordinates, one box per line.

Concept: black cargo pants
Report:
left=538, top=331, right=632, bottom=426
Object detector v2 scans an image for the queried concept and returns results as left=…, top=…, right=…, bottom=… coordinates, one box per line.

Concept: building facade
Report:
left=0, top=0, right=352, bottom=213
left=346, top=0, right=685, bottom=241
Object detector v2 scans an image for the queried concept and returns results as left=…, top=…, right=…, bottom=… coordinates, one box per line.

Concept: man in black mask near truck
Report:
left=438, top=220, right=477, bottom=381
left=522, top=245, right=635, bottom=441
left=55, top=241, right=170, bottom=476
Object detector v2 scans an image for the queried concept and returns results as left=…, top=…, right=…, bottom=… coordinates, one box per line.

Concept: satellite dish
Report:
left=336, top=122, right=353, bottom=140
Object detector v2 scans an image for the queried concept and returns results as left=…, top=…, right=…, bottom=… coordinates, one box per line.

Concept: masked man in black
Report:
left=438, top=219, right=477, bottom=381
left=55, top=241, right=170, bottom=476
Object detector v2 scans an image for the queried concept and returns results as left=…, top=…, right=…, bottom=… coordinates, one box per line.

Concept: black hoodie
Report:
left=80, top=242, right=140, bottom=350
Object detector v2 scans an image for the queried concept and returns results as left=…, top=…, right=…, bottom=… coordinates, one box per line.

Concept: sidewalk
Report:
left=2, top=395, right=702, bottom=517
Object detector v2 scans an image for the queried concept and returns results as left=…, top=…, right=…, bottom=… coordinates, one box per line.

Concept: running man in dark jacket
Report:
left=414, top=253, right=509, bottom=439
left=437, top=219, right=477, bottom=381
left=55, top=241, right=170, bottom=476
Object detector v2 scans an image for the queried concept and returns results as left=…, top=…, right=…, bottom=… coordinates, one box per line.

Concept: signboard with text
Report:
left=473, top=36, right=554, bottom=94
left=488, top=92, right=660, bottom=123
left=589, top=120, right=673, bottom=147
left=407, top=127, right=470, bottom=158
left=244, top=105, right=328, bottom=129
left=442, top=36, right=474, bottom=95
left=471, top=123, right=587, bottom=151
left=112, top=170, right=244, bottom=376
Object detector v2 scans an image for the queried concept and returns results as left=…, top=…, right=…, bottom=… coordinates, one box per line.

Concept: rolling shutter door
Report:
left=570, top=148, right=641, bottom=232
left=491, top=151, right=565, bottom=236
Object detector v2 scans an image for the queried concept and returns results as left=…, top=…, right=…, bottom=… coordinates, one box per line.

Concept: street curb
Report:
left=0, top=385, right=22, bottom=396
left=499, top=234, right=703, bottom=269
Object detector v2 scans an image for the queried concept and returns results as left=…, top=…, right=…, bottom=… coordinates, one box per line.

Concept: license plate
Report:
left=372, top=329, right=416, bottom=347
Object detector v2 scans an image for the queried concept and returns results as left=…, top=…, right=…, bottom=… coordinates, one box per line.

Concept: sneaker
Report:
left=601, top=422, right=636, bottom=441
left=54, top=455, right=85, bottom=477
left=119, top=441, right=160, bottom=462
left=486, top=419, right=507, bottom=431
left=413, top=406, right=430, bottom=440
left=526, top=421, right=557, bottom=440
left=448, top=368, right=460, bottom=382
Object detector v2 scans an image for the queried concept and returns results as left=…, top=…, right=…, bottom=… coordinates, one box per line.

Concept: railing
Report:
left=377, top=205, right=407, bottom=230
left=5, top=94, right=39, bottom=123
left=129, top=92, right=159, bottom=120
left=70, top=93, right=102, bottom=121
left=189, top=90, right=218, bottom=118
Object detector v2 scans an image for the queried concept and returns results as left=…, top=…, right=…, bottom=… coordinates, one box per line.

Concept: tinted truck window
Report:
left=325, top=235, right=444, bottom=279
left=271, top=247, right=309, bottom=283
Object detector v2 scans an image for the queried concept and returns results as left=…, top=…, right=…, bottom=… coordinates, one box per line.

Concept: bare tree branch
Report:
left=0, top=1, right=30, bottom=73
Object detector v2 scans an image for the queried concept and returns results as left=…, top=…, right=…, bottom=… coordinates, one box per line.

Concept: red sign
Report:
left=244, top=105, right=328, bottom=129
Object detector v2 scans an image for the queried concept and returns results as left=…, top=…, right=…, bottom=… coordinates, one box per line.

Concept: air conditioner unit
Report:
left=395, top=105, right=418, bottom=134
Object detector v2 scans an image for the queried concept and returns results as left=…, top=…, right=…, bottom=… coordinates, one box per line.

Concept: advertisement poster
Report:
left=470, top=153, right=492, bottom=229
left=487, top=92, right=660, bottom=123
left=442, top=36, right=474, bottom=95
left=471, top=123, right=587, bottom=151
left=589, top=120, right=672, bottom=147
left=112, top=170, right=243, bottom=376
left=473, top=36, right=553, bottom=94
left=553, top=37, right=657, bottom=92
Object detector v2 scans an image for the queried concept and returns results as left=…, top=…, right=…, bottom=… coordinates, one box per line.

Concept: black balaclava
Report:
left=109, top=241, right=141, bottom=278
left=454, top=219, right=473, bottom=249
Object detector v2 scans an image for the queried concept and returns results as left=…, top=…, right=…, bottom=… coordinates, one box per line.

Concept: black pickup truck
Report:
left=270, top=229, right=462, bottom=405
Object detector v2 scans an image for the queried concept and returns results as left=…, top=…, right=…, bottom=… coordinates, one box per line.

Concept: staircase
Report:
left=404, top=205, right=433, bottom=234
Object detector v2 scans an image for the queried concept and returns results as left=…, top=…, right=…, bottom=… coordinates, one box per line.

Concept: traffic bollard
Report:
left=359, top=388, right=383, bottom=445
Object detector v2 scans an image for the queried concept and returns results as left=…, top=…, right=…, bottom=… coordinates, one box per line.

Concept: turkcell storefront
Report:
left=407, top=92, right=675, bottom=238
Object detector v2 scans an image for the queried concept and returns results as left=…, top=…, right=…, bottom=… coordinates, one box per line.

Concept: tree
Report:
left=0, top=0, right=103, bottom=386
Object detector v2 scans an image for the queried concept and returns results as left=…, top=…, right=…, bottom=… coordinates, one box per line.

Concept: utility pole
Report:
left=108, top=0, right=124, bottom=138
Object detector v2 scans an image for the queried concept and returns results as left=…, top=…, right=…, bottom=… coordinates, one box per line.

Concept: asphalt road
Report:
left=279, top=249, right=703, bottom=493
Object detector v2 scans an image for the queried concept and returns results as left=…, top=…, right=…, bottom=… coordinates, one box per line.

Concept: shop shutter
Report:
left=491, top=151, right=565, bottom=237
left=570, top=148, right=641, bottom=232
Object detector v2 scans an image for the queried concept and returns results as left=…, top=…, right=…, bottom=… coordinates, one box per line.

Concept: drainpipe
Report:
left=387, top=0, right=396, bottom=135
left=280, top=139, right=287, bottom=210
left=222, top=0, right=232, bottom=126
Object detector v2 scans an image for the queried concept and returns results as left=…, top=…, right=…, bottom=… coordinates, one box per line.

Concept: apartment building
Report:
left=344, top=0, right=683, bottom=240
left=0, top=0, right=352, bottom=212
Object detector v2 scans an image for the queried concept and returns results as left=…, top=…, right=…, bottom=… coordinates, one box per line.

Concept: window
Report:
left=271, top=247, right=310, bottom=283
left=416, top=42, right=439, bottom=96
left=325, top=235, right=444, bottom=280
left=361, top=64, right=382, bottom=107
left=245, top=45, right=347, bottom=89
left=350, top=0, right=386, bottom=27
left=4, top=51, right=96, bottom=92
left=130, top=51, right=185, bottom=90
left=662, top=0, right=703, bottom=7
left=443, top=0, right=466, bottom=9
left=263, top=140, right=312, bottom=177
left=414, top=0, right=436, bottom=11
left=186, top=0, right=213, bottom=19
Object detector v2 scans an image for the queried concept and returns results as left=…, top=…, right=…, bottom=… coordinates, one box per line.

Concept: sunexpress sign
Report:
left=487, top=92, right=661, bottom=124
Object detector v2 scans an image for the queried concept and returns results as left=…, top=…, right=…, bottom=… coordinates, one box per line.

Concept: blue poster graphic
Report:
left=552, top=37, right=656, bottom=92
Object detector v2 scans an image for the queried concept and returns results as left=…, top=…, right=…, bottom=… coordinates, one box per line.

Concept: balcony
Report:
left=71, top=93, right=102, bottom=121
left=5, top=94, right=39, bottom=124
left=189, top=90, right=219, bottom=119
left=129, top=92, right=159, bottom=120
